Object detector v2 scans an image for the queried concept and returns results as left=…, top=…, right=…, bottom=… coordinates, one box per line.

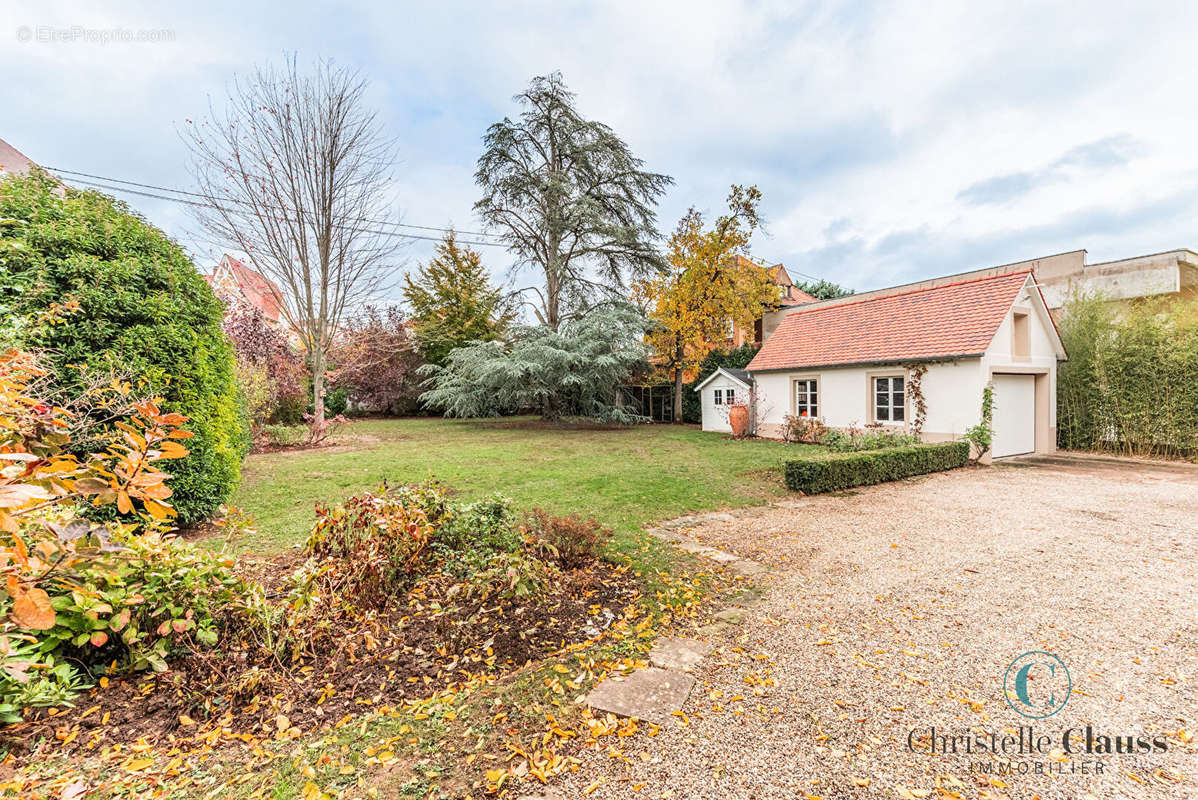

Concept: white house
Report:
left=701, top=269, right=1066, bottom=458
left=695, top=368, right=752, bottom=433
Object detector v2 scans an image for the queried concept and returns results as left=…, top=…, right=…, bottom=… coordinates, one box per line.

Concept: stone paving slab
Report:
left=584, top=667, right=696, bottom=726
left=648, top=637, right=715, bottom=672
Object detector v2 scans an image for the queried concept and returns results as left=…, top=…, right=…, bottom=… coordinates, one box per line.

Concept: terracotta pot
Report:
left=728, top=404, right=749, bottom=437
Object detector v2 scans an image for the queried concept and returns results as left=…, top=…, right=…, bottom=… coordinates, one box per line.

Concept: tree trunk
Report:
left=310, top=347, right=326, bottom=429
left=541, top=392, right=559, bottom=421
left=545, top=231, right=562, bottom=331
left=672, top=335, right=685, bottom=423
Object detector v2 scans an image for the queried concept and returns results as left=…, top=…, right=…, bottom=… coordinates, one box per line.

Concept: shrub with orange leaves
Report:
left=0, top=348, right=245, bottom=721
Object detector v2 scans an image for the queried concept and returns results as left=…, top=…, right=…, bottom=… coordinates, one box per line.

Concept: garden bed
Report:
left=9, top=547, right=639, bottom=760
left=5, top=481, right=685, bottom=799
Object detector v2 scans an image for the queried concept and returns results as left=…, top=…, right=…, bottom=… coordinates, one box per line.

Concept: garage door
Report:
left=991, top=374, right=1036, bottom=458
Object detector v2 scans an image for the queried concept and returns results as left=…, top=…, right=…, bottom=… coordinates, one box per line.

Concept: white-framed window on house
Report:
left=793, top=378, right=818, bottom=418
left=713, top=389, right=724, bottom=406
left=873, top=376, right=905, bottom=423
left=725, top=388, right=736, bottom=406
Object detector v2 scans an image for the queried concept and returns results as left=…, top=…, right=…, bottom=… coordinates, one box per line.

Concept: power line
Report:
left=57, top=176, right=510, bottom=247
left=44, top=165, right=508, bottom=246
left=46, top=166, right=842, bottom=288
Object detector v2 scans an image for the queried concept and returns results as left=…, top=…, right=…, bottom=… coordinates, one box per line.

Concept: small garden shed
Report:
left=695, top=367, right=752, bottom=433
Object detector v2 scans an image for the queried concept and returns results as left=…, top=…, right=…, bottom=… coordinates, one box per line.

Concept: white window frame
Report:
left=792, top=377, right=818, bottom=418
left=725, top=388, right=736, bottom=406
left=713, top=388, right=724, bottom=406
left=872, top=375, right=906, bottom=424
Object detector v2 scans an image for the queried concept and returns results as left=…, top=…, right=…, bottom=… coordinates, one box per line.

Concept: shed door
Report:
left=991, top=374, right=1036, bottom=457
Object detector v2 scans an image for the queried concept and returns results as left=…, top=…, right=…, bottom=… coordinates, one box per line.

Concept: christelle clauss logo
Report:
left=1003, top=651, right=1071, bottom=719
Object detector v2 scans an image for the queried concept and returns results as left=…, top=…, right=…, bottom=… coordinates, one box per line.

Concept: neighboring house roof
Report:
left=206, top=253, right=286, bottom=323
left=0, top=137, right=38, bottom=176
left=738, top=255, right=818, bottom=307
left=695, top=367, right=752, bottom=391
left=748, top=270, right=1036, bottom=372
left=777, top=287, right=818, bottom=306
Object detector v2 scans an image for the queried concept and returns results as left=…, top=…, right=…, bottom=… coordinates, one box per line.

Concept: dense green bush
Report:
left=0, top=171, right=248, bottom=522
left=784, top=441, right=970, bottom=494
left=1057, top=294, right=1198, bottom=457
left=420, top=304, right=650, bottom=423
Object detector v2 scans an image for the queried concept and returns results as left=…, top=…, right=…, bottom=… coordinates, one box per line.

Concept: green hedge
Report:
left=0, top=171, right=249, bottom=523
left=784, top=441, right=970, bottom=494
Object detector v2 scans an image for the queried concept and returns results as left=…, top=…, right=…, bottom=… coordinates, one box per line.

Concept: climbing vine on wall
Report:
left=908, top=363, right=928, bottom=434
left=964, top=382, right=995, bottom=461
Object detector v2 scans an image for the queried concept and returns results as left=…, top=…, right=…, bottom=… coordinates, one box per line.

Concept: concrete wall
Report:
left=700, top=374, right=748, bottom=433
left=1036, top=250, right=1190, bottom=309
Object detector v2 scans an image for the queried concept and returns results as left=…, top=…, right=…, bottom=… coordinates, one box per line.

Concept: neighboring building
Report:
left=0, top=137, right=66, bottom=194
left=1018, top=248, right=1198, bottom=311
left=705, top=270, right=1066, bottom=459
left=695, top=368, right=752, bottom=433
left=0, top=137, right=39, bottom=177
left=206, top=253, right=286, bottom=325
left=724, top=256, right=817, bottom=347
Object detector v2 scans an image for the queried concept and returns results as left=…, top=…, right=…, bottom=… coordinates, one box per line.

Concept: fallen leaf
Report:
left=12, top=587, right=55, bottom=630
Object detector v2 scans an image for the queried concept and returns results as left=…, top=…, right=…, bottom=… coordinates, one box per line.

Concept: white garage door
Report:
left=992, top=374, right=1036, bottom=458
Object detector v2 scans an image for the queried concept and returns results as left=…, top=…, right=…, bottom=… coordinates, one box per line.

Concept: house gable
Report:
left=209, top=254, right=286, bottom=324
left=695, top=367, right=752, bottom=392
left=983, top=274, right=1066, bottom=362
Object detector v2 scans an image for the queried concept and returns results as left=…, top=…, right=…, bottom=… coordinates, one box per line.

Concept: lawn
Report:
left=226, top=417, right=815, bottom=554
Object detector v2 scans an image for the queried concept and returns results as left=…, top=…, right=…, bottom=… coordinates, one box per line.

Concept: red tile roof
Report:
left=748, top=270, right=1032, bottom=372
left=778, top=287, right=818, bottom=306
left=0, top=137, right=38, bottom=176
left=211, top=254, right=285, bottom=323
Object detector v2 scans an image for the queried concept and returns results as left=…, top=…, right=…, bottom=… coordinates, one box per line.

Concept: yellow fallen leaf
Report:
left=583, top=778, right=603, bottom=794
left=178, top=714, right=195, bottom=726
left=853, top=777, right=870, bottom=786
left=125, top=758, right=154, bottom=772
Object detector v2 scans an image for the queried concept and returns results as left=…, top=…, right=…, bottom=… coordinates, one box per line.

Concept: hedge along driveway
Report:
left=784, top=441, right=971, bottom=494
left=227, top=418, right=823, bottom=555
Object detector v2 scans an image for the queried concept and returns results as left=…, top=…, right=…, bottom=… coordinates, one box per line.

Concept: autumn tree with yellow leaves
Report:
left=635, top=186, right=779, bottom=422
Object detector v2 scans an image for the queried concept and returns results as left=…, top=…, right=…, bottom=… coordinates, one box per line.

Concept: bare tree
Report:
left=185, top=56, right=400, bottom=428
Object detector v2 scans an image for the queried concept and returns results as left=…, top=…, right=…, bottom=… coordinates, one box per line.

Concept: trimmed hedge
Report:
left=784, top=441, right=970, bottom=494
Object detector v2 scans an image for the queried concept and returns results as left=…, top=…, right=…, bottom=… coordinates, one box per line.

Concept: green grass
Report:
left=225, top=417, right=815, bottom=554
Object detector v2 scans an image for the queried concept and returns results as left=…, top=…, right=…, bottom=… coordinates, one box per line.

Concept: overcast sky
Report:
left=4, top=0, right=1196, bottom=297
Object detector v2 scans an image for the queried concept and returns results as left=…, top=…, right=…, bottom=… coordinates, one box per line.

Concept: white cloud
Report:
left=3, top=0, right=1196, bottom=293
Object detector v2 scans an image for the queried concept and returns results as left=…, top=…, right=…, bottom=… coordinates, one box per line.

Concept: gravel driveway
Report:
left=558, top=455, right=1197, bottom=800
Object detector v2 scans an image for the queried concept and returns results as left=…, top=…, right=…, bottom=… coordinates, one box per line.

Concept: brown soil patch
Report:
left=7, top=551, right=640, bottom=761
